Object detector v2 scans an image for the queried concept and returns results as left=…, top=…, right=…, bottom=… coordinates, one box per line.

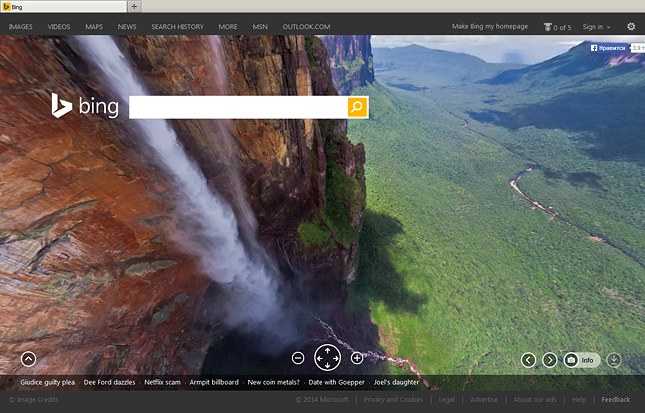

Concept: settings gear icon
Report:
left=627, top=22, right=636, bottom=31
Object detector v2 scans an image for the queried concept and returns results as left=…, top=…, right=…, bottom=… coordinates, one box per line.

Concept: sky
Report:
left=371, top=35, right=645, bottom=64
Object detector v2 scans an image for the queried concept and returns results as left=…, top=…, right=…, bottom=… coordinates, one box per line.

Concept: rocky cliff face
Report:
left=0, top=37, right=212, bottom=375
left=0, top=35, right=365, bottom=375
left=321, top=35, right=375, bottom=94
left=120, top=35, right=366, bottom=290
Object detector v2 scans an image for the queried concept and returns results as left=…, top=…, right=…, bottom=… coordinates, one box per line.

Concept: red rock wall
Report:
left=0, top=37, right=212, bottom=374
left=119, top=35, right=324, bottom=242
left=0, top=35, right=365, bottom=374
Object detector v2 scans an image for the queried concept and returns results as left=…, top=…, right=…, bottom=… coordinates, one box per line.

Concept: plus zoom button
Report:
left=314, top=344, right=341, bottom=372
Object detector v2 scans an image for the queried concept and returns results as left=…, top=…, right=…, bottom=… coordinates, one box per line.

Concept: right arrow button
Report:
left=542, top=352, right=558, bottom=368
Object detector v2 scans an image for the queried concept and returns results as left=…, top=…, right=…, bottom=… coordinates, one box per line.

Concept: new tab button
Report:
left=127, top=1, right=142, bottom=13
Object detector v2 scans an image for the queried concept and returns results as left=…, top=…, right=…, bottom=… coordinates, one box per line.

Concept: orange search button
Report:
left=347, top=96, right=369, bottom=119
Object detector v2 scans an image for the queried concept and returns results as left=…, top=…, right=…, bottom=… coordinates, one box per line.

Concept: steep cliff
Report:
left=121, top=35, right=366, bottom=289
left=321, top=35, right=375, bottom=94
left=0, top=35, right=365, bottom=375
left=0, top=37, right=212, bottom=375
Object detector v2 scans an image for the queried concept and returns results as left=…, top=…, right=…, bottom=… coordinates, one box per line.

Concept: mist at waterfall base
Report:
left=74, top=35, right=310, bottom=353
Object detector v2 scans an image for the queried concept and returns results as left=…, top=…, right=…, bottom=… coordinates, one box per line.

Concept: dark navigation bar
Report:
left=1, top=375, right=643, bottom=391
left=0, top=13, right=643, bottom=35
left=1, top=375, right=643, bottom=411
left=2, top=390, right=642, bottom=413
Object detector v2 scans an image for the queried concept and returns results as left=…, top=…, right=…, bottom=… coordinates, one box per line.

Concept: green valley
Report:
left=346, top=44, right=645, bottom=377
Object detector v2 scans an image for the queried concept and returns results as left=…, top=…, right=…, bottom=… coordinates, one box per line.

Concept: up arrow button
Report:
left=20, top=351, right=37, bottom=367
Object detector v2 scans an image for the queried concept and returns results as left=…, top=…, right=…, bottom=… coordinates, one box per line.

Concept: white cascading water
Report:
left=313, top=317, right=431, bottom=388
left=75, top=36, right=297, bottom=347
left=205, top=35, right=259, bottom=236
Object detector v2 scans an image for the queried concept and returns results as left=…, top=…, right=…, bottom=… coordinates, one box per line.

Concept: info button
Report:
left=565, top=352, right=601, bottom=368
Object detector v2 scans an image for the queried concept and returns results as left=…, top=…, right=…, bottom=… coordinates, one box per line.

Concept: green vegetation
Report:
left=304, top=35, right=325, bottom=77
left=341, top=57, right=366, bottom=76
left=296, top=137, right=364, bottom=249
left=300, top=39, right=366, bottom=251
left=464, top=87, right=645, bottom=266
left=151, top=293, right=188, bottom=327
left=40, top=272, right=93, bottom=301
left=297, top=220, right=332, bottom=247
left=347, top=73, right=644, bottom=377
left=322, top=160, right=363, bottom=248
left=56, top=200, right=99, bottom=215
left=124, top=259, right=177, bottom=276
left=19, top=224, right=53, bottom=240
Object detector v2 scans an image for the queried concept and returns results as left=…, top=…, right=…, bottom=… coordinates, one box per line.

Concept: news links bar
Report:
left=1, top=375, right=643, bottom=391
left=0, top=13, right=643, bottom=35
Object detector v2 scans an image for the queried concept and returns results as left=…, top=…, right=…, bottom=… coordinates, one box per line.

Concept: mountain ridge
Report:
left=372, top=43, right=524, bottom=88
left=486, top=41, right=645, bottom=85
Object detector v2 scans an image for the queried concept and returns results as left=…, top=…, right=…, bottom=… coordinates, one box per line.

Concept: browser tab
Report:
left=1, top=1, right=127, bottom=13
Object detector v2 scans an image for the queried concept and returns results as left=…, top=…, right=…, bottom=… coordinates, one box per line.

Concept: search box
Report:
left=128, top=95, right=369, bottom=119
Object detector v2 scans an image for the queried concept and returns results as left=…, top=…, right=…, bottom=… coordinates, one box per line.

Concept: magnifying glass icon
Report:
left=351, top=100, right=363, bottom=113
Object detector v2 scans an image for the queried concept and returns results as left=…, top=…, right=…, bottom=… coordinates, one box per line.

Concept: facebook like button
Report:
left=589, top=43, right=631, bottom=53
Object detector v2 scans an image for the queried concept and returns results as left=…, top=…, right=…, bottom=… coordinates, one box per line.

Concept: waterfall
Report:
left=75, top=36, right=298, bottom=348
left=206, top=35, right=259, bottom=237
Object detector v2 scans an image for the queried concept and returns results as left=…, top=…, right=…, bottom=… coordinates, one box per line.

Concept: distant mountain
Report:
left=486, top=41, right=645, bottom=85
left=321, top=35, right=375, bottom=94
left=469, top=41, right=645, bottom=165
left=373, top=44, right=524, bottom=88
